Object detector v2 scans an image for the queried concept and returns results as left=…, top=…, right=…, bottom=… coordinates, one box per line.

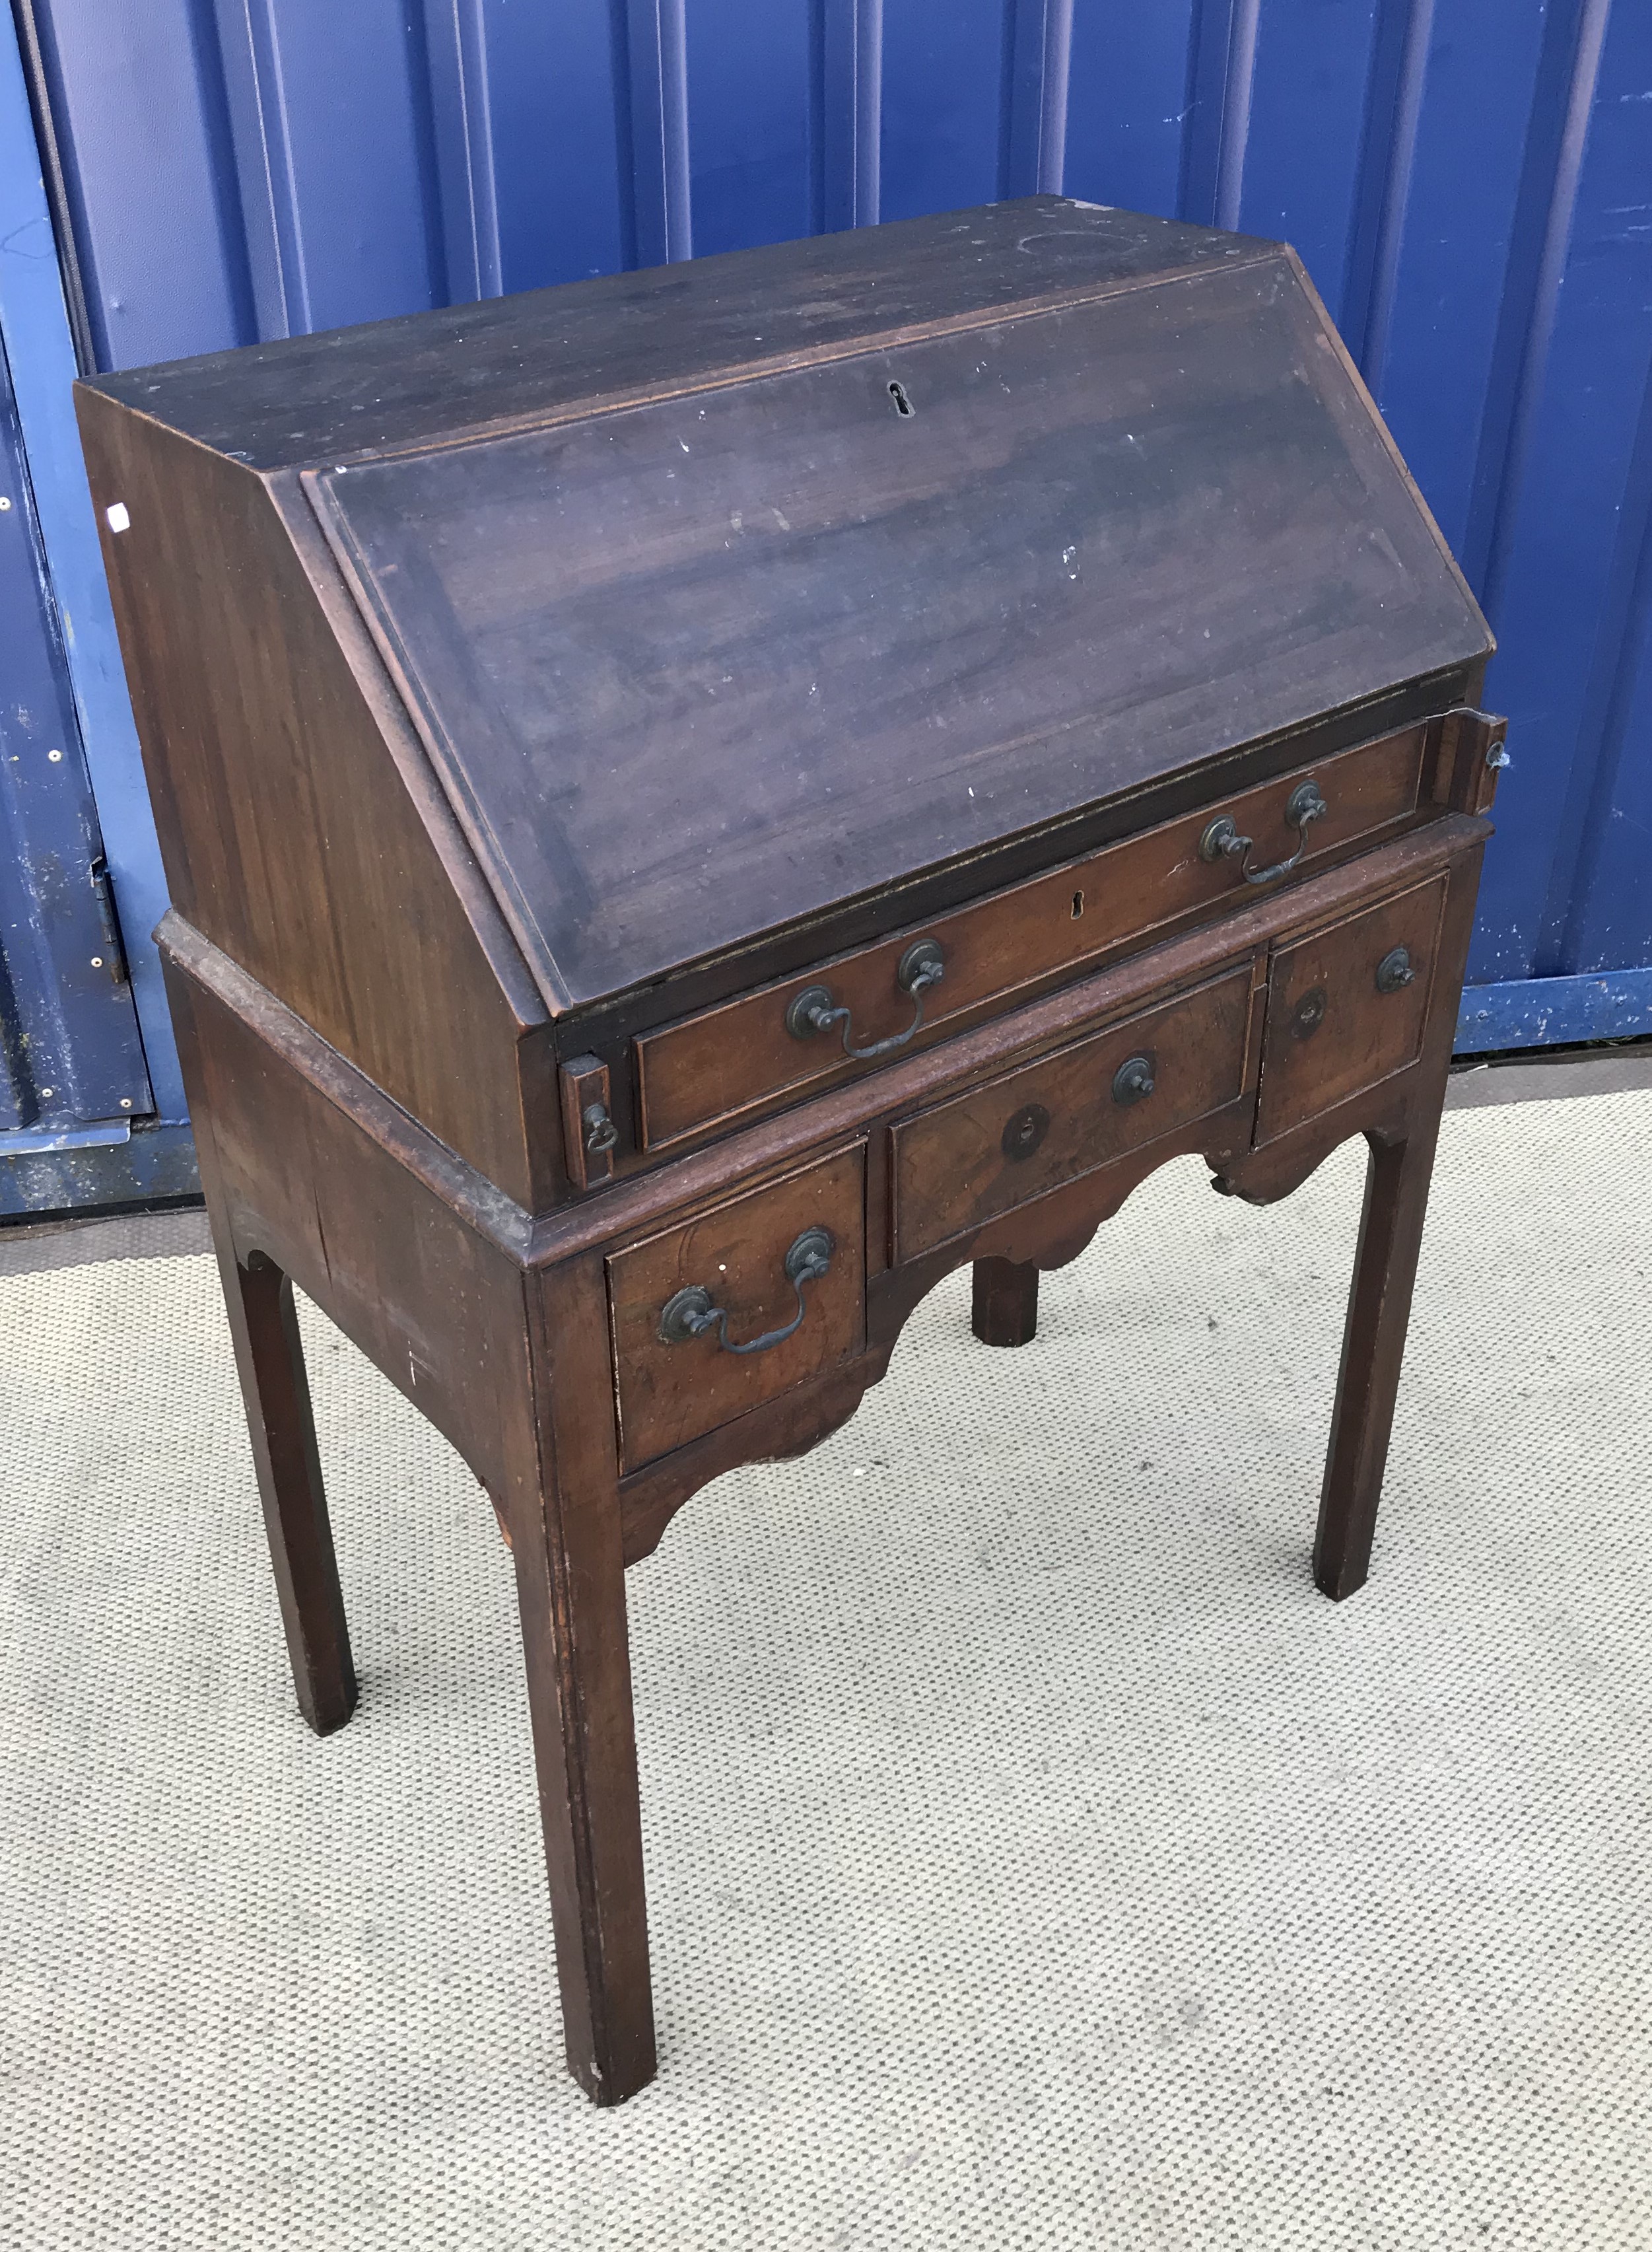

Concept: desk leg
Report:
left=509, top=1263, right=657, bottom=2107
left=972, top=1256, right=1040, bottom=1347
left=220, top=1248, right=358, bottom=1734
left=1314, top=1121, right=1441, bottom=1602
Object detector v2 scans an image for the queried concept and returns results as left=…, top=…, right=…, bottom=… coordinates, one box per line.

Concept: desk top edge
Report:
left=77, top=199, right=1275, bottom=472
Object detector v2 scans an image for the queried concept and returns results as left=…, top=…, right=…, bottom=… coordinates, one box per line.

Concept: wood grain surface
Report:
left=81, top=201, right=1255, bottom=470
left=891, top=964, right=1255, bottom=1259
left=92, top=195, right=1506, bottom=2105
left=1256, top=875, right=1447, bottom=1144
left=637, top=723, right=1424, bottom=1148
left=76, top=396, right=551, bottom=1205
left=607, top=1145, right=866, bottom=1471
left=306, top=254, right=1485, bottom=1011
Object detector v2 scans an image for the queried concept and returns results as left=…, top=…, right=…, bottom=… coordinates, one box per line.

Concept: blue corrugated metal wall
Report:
left=0, top=325, right=154, bottom=1133
left=3, top=0, right=1651, bottom=1211
left=0, top=15, right=188, bottom=1216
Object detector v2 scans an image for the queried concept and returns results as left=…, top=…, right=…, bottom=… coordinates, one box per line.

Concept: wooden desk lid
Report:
left=89, top=199, right=1492, bottom=1017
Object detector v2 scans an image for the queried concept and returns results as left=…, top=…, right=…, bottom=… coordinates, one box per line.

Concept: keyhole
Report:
left=1070, top=890, right=1085, bottom=919
left=888, top=380, right=914, bottom=417
left=1001, top=1101, right=1050, bottom=1160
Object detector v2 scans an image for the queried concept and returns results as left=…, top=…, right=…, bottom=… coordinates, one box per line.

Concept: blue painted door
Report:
left=3, top=0, right=1649, bottom=1216
left=0, top=326, right=153, bottom=1143
left=1, top=14, right=191, bottom=1212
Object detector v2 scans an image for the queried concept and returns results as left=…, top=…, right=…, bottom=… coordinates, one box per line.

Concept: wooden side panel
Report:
left=164, top=950, right=528, bottom=1501
left=76, top=386, right=549, bottom=1207
left=607, top=1146, right=866, bottom=1471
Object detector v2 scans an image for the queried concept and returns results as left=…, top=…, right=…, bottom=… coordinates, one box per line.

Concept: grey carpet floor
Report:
left=1, top=1093, right=1649, bottom=2249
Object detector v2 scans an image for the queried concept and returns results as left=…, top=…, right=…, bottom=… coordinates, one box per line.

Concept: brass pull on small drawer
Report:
left=1111, top=1053, right=1157, bottom=1106
left=1200, top=778, right=1328, bottom=887
left=1375, top=946, right=1415, bottom=993
left=786, top=939, right=945, bottom=1059
left=658, top=1228, right=835, bottom=1355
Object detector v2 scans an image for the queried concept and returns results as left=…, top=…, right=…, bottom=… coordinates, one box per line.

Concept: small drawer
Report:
left=607, top=1146, right=866, bottom=1471
left=1255, top=876, right=1446, bottom=1144
left=890, top=965, right=1255, bottom=1262
left=635, top=721, right=1429, bottom=1149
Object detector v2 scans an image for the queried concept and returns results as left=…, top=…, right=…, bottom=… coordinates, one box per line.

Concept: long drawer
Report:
left=889, top=964, right=1255, bottom=1261
left=635, top=721, right=1428, bottom=1150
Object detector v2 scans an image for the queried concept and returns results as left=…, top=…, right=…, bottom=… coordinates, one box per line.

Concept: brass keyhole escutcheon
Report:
left=1002, top=1102, right=1050, bottom=1161
left=1292, top=985, right=1328, bottom=1039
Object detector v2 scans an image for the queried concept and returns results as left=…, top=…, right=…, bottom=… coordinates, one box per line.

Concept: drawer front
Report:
left=890, top=966, right=1255, bottom=1262
left=636, top=722, right=1426, bottom=1149
left=1255, top=876, right=1446, bottom=1144
left=607, top=1146, right=866, bottom=1471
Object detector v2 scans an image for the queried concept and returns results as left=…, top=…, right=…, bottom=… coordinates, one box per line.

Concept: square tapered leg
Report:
left=218, top=1246, right=357, bottom=1734
left=971, top=1255, right=1041, bottom=1347
left=1313, top=1123, right=1441, bottom=1601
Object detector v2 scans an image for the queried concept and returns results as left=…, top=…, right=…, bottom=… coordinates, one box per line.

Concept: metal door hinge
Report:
left=88, top=859, right=131, bottom=985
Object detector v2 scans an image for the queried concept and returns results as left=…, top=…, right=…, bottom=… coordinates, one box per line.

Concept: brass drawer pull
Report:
left=1111, top=1053, right=1157, bottom=1106
left=1200, top=779, right=1328, bottom=886
left=1375, top=946, right=1416, bottom=994
left=658, top=1228, right=835, bottom=1355
left=786, top=939, right=945, bottom=1058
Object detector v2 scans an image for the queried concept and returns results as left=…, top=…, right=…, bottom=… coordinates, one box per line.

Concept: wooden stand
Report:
left=162, top=798, right=1487, bottom=2107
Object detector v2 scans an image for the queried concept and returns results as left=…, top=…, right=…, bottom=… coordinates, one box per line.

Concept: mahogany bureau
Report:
left=77, top=197, right=1505, bottom=2105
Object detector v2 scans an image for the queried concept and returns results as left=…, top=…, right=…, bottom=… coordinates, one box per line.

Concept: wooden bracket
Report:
left=560, top=1053, right=617, bottom=1192
left=1431, top=706, right=1509, bottom=816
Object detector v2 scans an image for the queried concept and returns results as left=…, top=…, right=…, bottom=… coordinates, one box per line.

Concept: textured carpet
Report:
left=1, top=1092, right=1649, bottom=2249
